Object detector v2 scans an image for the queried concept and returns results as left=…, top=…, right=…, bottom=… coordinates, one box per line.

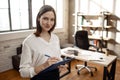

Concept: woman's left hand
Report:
left=58, top=64, right=68, bottom=72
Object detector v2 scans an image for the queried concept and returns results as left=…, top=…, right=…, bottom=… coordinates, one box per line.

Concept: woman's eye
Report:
left=43, top=17, right=54, bottom=22
left=51, top=18, right=54, bottom=21
left=43, top=17, right=48, bottom=20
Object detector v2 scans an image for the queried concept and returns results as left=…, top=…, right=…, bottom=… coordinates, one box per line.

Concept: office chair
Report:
left=75, top=30, right=98, bottom=76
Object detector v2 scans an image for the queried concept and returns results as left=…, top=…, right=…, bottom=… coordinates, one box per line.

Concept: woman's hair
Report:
left=34, top=5, right=56, bottom=37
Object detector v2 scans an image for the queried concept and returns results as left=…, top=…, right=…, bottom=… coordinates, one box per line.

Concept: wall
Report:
left=68, top=0, right=75, bottom=43
left=0, top=38, right=24, bottom=72
left=0, top=0, right=69, bottom=72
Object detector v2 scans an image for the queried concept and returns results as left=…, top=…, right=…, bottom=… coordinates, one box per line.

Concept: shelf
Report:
left=104, top=26, right=112, bottom=28
left=88, top=35, right=111, bottom=41
left=77, top=14, right=103, bottom=19
left=109, top=14, right=120, bottom=20
left=74, top=12, right=118, bottom=51
left=72, top=24, right=101, bottom=28
left=82, top=25, right=112, bottom=29
left=73, top=24, right=112, bottom=29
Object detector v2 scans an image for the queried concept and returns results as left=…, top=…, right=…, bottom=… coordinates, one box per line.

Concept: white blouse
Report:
left=19, top=33, right=61, bottom=78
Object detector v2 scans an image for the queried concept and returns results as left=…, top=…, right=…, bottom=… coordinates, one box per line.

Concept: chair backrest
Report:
left=75, top=30, right=89, bottom=50
left=16, top=44, right=22, bottom=55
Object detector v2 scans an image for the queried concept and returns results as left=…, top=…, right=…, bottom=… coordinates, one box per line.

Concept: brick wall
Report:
left=0, top=38, right=24, bottom=72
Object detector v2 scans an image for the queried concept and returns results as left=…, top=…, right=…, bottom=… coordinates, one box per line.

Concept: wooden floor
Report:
left=0, top=59, right=120, bottom=80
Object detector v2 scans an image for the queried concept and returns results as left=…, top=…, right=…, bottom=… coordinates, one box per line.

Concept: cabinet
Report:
left=74, top=12, right=114, bottom=51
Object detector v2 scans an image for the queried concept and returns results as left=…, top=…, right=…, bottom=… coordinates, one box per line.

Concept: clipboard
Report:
left=31, top=58, right=74, bottom=80
left=40, top=58, right=74, bottom=73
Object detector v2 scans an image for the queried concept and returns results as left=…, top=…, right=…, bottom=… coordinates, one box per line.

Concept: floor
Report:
left=0, top=59, right=120, bottom=80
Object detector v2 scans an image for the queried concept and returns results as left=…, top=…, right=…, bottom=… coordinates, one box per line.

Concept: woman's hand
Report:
left=46, top=57, right=60, bottom=66
left=35, top=57, right=60, bottom=74
left=47, top=57, right=68, bottom=72
left=58, top=64, right=68, bottom=72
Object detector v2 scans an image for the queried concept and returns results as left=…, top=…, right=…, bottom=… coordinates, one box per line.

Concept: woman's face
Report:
left=39, top=11, right=55, bottom=32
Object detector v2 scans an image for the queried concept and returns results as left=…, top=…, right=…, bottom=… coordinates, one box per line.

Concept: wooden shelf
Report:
left=88, top=35, right=111, bottom=41
left=73, top=24, right=112, bottom=29
left=73, top=12, right=118, bottom=52
left=77, top=14, right=103, bottom=19
left=104, top=25, right=112, bottom=28
left=78, top=25, right=102, bottom=28
left=109, top=14, right=120, bottom=20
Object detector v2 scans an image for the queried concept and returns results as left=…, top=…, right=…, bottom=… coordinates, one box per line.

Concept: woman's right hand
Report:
left=46, top=57, right=60, bottom=66
left=35, top=57, right=60, bottom=74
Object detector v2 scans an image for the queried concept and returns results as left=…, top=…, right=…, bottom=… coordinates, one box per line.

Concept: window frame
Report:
left=0, top=0, right=64, bottom=33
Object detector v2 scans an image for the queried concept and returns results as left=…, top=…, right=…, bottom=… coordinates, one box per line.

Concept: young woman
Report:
left=19, top=5, right=67, bottom=80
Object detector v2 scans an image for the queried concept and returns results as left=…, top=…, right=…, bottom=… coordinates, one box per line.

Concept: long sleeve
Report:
left=19, top=42, right=36, bottom=78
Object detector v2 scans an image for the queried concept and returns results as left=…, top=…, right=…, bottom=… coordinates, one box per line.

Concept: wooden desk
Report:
left=61, top=47, right=117, bottom=80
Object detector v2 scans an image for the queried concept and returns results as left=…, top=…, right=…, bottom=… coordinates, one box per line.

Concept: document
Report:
left=87, top=52, right=105, bottom=62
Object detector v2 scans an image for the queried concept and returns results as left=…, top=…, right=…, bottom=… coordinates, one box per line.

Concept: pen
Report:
left=45, top=54, right=51, bottom=58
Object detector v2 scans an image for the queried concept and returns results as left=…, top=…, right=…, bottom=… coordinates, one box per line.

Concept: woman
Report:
left=19, top=5, right=67, bottom=80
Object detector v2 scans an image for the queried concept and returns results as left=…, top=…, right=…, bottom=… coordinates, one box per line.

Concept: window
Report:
left=32, top=0, right=63, bottom=29
left=0, top=0, right=63, bottom=32
left=0, top=0, right=10, bottom=31
left=32, top=0, right=43, bottom=27
left=79, top=0, right=114, bottom=14
left=10, top=0, right=29, bottom=30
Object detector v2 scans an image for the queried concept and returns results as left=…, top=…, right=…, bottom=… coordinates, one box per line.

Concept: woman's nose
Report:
left=47, top=20, right=51, bottom=25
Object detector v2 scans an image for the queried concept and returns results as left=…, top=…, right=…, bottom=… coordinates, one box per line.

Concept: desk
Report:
left=61, top=47, right=117, bottom=80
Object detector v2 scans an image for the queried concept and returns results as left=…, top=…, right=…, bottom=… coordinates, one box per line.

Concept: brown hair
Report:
left=34, top=5, right=56, bottom=37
